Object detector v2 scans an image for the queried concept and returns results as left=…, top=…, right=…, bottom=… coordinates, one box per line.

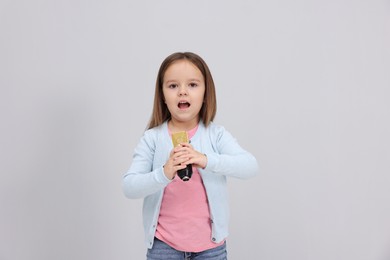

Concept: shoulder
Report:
left=203, top=121, right=226, bottom=132
left=140, top=123, right=166, bottom=147
left=144, top=124, right=164, bottom=137
left=202, top=122, right=233, bottom=142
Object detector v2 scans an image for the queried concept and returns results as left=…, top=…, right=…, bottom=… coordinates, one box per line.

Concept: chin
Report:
left=172, top=116, right=198, bottom=124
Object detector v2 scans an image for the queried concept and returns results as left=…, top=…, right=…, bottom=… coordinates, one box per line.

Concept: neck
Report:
left=168, top=118, right=199, bottom=132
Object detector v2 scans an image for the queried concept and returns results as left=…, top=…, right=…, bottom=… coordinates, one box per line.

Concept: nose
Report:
left=178, top=85, right=188, bottom=96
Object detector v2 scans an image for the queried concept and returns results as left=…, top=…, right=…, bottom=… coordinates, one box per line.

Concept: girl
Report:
left=123, top=52, right=258, bottom=260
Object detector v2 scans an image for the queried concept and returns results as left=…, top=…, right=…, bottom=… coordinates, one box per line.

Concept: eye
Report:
left=168, top=84, right=178, bottom=89
left=189, top=82, right=198, bottom=88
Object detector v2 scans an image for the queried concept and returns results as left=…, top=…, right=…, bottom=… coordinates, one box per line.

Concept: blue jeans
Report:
left=146, top=238, right=227, bottom=260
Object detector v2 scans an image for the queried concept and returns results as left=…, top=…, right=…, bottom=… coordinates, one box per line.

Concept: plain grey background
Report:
left=1, top=0, right=389, bottom=259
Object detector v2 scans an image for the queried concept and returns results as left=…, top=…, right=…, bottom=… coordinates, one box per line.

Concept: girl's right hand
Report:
left=163, top=145, right=188, bottom=180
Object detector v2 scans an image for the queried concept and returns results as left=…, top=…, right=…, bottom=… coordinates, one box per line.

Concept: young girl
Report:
left=123, top=52, right=258, bottom=260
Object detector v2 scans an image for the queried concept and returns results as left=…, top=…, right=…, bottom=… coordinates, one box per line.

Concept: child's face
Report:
left=162, top=60, right=205, bottom=128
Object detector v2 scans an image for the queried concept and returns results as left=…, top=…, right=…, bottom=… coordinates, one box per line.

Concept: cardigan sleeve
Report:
left=122, top=130, right=171, bottom=199
left=201, top=125, right=259, bottom=179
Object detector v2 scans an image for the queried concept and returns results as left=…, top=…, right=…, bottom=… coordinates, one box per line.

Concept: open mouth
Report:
left=178, top=101, right=190, bottom=109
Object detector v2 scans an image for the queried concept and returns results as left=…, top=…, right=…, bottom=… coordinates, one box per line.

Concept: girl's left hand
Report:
left=176, top=143, right=208, bottom=169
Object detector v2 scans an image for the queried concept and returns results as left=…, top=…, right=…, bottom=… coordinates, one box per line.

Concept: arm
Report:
left=122, top=131, right=171, bottom=199
left=200, top=126, right=259, bottom=179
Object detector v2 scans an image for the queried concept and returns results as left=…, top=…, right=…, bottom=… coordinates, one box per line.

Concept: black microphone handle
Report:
left=177, top=164, right=193, bottom=181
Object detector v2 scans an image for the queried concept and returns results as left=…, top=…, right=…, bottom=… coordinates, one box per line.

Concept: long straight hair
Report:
left=147, top=52, right=217, bottom=129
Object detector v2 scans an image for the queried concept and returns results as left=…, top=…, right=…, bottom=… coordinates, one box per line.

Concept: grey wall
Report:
left=1, top=0, right=389, bottom=259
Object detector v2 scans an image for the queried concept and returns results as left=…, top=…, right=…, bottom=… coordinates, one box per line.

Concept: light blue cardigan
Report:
left=122, top=121, right=259, bottom=249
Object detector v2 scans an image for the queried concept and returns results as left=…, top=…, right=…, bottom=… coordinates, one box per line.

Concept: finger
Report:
left=172, top=150, right=186, bottom=160
left=173, top=149, right=192, bottom=160
left=173, top=145, right=190, bottom=153
left=179, top=142, right=193, bottom=149
left=174, top=164, right=187, bottom=171
left=174, top=156, right=190, bottom=166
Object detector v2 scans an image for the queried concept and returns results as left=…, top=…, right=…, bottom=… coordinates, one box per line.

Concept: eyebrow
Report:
left=164, top=78, right=202, bottom=84
left=188, top=79, right=201, bottom=82
left=164, top=80, right=177, bottom=84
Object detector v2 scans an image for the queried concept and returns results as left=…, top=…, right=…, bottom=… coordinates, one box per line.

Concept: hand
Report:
left=163, top=143, right=208, bottom=180
left=163, top=145, right=189, bottom=180
left=176, top=143, right=208, bottom=169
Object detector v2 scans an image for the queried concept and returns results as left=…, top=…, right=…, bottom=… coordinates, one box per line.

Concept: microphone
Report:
left=177, top=164, right=192, bottom=181
left=171, top=131, right=192, bottom=181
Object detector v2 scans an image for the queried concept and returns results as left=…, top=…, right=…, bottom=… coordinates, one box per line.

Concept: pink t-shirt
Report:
left=155, top=125, right=224, bottom=252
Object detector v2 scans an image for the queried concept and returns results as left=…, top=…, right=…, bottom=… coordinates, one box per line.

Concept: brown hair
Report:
left=147, top=52, right=217, bottom=129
